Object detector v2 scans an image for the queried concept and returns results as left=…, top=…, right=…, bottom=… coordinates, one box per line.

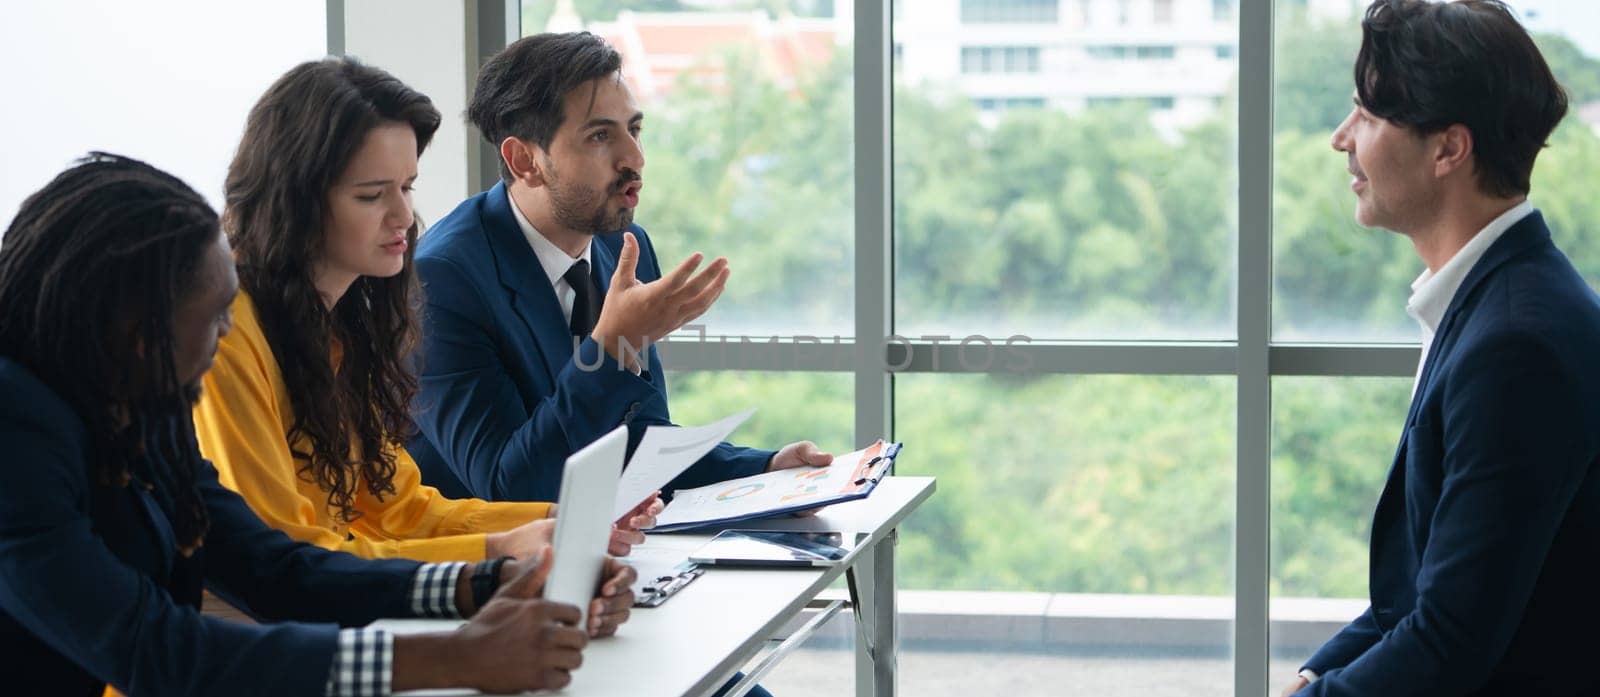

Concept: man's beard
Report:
left=548, top=169, right=640, bottom=234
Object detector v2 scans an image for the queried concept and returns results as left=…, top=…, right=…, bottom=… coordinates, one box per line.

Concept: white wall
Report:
left=342, top=0, right=482, bottom=228
left=0, top=0, right=326, bottom=232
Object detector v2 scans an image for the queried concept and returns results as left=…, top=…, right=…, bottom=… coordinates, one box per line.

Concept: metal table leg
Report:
left=849, top=529, right=897, bottom=697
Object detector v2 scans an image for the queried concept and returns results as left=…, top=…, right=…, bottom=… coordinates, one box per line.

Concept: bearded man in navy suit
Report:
left=1282, top=2, right=1600, bottom=696
left=408, top=32, right=832, bottom=506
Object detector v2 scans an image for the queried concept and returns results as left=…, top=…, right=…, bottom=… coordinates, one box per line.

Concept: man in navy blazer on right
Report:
left=1282, top=2, right=1600, bottom=696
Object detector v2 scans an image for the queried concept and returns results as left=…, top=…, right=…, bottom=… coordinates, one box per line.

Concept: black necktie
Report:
left=563, top=259, right=602, bottom=338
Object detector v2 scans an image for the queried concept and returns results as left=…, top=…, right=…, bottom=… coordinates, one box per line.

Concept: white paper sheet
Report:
left=611, top=408, right=755, bottom=520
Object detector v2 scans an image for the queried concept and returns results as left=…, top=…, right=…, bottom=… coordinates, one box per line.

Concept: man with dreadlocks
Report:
left=0, top=153, right=633, bottom=696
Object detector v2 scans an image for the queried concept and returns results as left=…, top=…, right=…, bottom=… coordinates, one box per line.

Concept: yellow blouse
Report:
left=193, top=291, right=551, bottom=563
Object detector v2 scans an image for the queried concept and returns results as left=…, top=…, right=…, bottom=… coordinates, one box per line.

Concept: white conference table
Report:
left=380, top=476, right=936, bottom=697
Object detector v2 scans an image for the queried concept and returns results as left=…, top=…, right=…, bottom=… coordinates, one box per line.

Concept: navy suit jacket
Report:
left=1300, top=212, right=1600, bottom=696
left=0, top=357, right=425, bottom=696
left=408, top=182, right=773, bottom=503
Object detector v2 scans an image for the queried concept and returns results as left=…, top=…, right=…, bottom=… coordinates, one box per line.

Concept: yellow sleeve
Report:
left=193, top=295, right=552, bottom=565
left=192, top=311, right=390, bottom=556
left=346, top=446, right=553, bottom=563
left=192, top=307, right=475, bottom=562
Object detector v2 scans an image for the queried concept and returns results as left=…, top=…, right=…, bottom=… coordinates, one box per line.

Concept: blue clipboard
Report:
left=650, top=441, right=902, bottom=533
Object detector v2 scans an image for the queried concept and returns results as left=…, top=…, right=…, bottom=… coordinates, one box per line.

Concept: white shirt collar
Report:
left=507, top=192, right=591, bottom=288
left=1406, top=200, right=1535, bottom=335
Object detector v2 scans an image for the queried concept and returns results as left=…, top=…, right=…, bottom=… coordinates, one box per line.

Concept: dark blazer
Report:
left=0, top=357, right=424, bottom=697
left=1300, top=212, right=1600, bottom=696
left=408, top=182, right=773, bottom=503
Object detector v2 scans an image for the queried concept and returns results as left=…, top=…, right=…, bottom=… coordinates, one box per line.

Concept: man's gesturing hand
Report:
left=591, top=232, right=728, bottom=368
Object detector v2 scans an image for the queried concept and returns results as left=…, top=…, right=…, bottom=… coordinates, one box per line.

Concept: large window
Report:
left=520, top=1, right=1600, bottom=695
left=1270, top=377, right=1408, bottom=601
left=896, top=375, right=1235, bottom=597
left=646, top=1, right=1597, bottom=695
left=0, top=0, right=326, bottom=230
left=888, top=0, right=1241, bottom=693
left=523, top=0, right=854, bottom=337
left=898, top=8, right=1236, bottom=342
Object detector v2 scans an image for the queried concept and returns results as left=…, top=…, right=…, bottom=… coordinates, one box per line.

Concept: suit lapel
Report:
left=591, top=235, right=616, bottom=297
left=1373, top=212, right=1552, bottom=590
left=1369, top=424, right=1409, bottom=607
left=1400, top=211, right=1551, bottom=429
left=133, top=484, right=179, bottom=576
left=482, top=183, right=575, bottom=380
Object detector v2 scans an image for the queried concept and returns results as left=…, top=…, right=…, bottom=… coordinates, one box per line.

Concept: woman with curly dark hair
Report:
left=192, top=57, right=657, bottom=575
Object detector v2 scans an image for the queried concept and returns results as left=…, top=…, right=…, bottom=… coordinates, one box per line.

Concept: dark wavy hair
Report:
left=468, top=31, right=623, bottom=183
left=1355, top=0, right=1568, bottom=197
left=223, top=57, right=440, bottom=522
left=0, top=152, right=217, bottom=553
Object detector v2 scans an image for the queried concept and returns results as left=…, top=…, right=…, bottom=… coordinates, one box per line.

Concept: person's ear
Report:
left=1433, top=124, right=1474, bottom=180
left=500, top=137, right=547, bottom=188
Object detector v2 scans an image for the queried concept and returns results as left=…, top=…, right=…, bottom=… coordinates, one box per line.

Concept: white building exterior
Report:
left=894, top=0, right=1240, bottom=129
left=547, top=0, right=1600, bottom=136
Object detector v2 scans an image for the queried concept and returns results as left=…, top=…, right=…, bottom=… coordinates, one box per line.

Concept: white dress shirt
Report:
left=506, top=197, right=643, bottom=375
left=508, top=195, right=592, bottom=327
left=1405, top=200, right=1535, bottom=395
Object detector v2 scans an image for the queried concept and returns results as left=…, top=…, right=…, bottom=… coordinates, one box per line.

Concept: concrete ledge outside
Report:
left=778, top=591, right=1365, bottom=655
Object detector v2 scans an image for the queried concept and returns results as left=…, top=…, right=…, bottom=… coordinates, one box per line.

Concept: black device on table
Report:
left=688, top=530, right=866, bottom=568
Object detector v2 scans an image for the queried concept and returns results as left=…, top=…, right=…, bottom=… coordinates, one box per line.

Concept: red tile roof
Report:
left=592, top=12, right=839, bottom=100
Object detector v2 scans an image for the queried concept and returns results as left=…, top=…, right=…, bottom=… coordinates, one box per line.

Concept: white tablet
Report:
left=544, top=425, right=629, bottom=628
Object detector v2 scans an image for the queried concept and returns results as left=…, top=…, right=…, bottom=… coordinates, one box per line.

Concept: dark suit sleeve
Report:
left=196, top=460, right=423, bottom=626
left=413, top=253, right=665, bottom=501
left=1301, top=606, right=1383, bottom=677
left=1298, top=330, right=1594, bottom=696
left=0, top=421, right=338, bottom=696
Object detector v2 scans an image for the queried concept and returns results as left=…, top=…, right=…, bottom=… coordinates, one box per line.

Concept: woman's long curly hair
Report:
left=0, top=152, right=219, bottom=553
left=223, top=57, right=440, bottom=522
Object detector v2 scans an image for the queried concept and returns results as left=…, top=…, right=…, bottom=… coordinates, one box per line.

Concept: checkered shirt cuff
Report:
left=323, top=627, right=393, bottom=697
left=409, top=561, right=468, bottom=618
